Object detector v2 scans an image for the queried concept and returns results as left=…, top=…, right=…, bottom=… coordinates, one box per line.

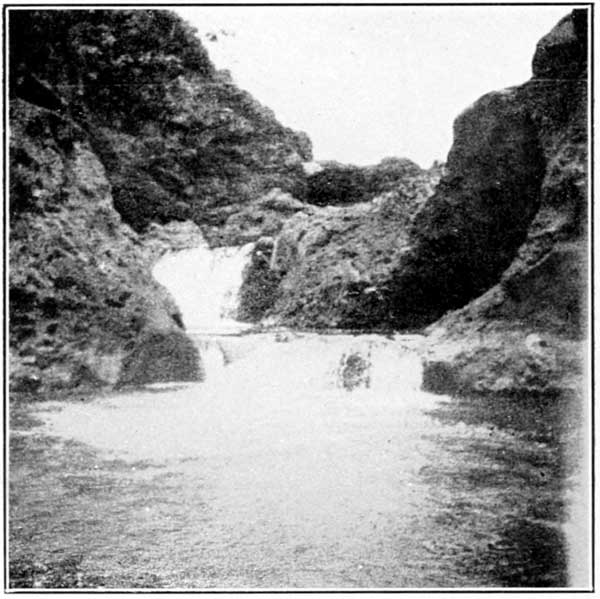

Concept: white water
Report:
left=10, top=238, right=588, bottom=589
left=152, top=239, right=255, bottom=335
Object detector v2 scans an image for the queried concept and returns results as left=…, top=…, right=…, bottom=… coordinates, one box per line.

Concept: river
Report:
left=8, top=241, right=589, bottom=589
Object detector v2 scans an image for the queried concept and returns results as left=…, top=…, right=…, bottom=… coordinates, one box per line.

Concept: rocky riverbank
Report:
left=421, top=9, right=587, bottom=398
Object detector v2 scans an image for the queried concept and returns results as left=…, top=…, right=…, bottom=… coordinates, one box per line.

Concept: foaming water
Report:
left=11, top=332, right=586, bottom=588
left=152, top=239, right=254, bottom=334
left=9, top=242, right=588, bottom=589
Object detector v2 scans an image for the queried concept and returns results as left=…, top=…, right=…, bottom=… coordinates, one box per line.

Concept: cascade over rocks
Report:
left=8, top=8, right=588, bottom=399
left=8, top=9, right=312, bottom=393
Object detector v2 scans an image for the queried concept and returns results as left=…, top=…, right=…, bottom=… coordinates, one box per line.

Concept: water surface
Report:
left=9, top=242, right=588, bottom=589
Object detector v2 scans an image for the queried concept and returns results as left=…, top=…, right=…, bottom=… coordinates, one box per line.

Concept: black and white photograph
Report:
left=4, top=2, right=593, bottom=590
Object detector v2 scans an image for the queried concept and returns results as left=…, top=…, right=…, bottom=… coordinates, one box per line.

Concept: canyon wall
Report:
left=419, top=9, right=588, bottom=397
left=8, top=9, right=311, bottom=392
left=245, top=9, right=588, bottom=363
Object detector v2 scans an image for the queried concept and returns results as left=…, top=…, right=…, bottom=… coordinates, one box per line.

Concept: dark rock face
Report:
left=387, top=9, right=587, bottom=331
left=421, top=9, right=588, bottom=397
left=305, top=163, right=369, bottom=206
left=237, top=237, right=283, bottom=322
left=387, top=89, right=547, bottom=327
left=9, top=10, right=311, bottom=234
left=532, top=10, right=587, bottom=79
left=117, top=330, right=202, bottom=387
left=9, top=100, right=201, bottom=391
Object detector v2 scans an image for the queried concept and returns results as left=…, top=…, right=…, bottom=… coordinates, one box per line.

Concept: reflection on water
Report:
left=9, top=332, right=587, bottom=589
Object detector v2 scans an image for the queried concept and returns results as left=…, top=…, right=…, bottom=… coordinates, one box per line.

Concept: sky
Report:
left=175, top=6, right=576, bottom=168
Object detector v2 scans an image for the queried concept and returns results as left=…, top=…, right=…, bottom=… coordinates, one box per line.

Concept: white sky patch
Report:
left=175, top=6, right=574, bottom=167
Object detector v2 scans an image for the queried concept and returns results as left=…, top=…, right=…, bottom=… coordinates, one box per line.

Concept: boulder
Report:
left=117, top=329, right=202, bottom=387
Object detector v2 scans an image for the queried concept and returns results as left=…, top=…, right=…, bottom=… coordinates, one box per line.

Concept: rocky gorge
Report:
left=8, top=7, right=588, bottom=401
left=237, top=9, right=589, bottom=400
left=9, top=9, right=309, bottom=392
left=7, top=7, right=591, bottom=590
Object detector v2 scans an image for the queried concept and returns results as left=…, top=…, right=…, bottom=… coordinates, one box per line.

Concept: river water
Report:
left=9, top=242, right=589, bottom=589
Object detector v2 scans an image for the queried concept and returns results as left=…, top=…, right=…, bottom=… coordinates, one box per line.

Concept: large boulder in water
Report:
left=117, top=329, right=202, bottom=387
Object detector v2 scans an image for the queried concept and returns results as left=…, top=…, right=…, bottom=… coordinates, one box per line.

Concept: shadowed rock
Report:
left=117, top=330, right=202, bottom=387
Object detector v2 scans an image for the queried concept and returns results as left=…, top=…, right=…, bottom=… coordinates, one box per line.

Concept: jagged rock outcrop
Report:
left=389, top=9, right=587, bottom=330
left=421, top=9, right=587, bottom=397
left=9, top=100, right=202, bottom=392
left=238, top=166, right=440, bottom=327
left=248, top=9, right=587, bottom=350
left=9, top=10, right=311, bottom=237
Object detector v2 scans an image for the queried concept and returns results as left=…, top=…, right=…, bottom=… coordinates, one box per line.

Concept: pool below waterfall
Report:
left=9, top=240, right=589, bottom=589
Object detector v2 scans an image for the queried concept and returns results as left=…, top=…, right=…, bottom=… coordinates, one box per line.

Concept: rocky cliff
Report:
left=10, top=10, right=311, bottom=238
left=9, top=101, right=202, bottom=392
left=387, top=10, right=587, bottom=331
left=8, top=9, right=311, bottom=392
left=245, top=11, right=587, bottom=351
left=421, top=10, right=587, bottom=398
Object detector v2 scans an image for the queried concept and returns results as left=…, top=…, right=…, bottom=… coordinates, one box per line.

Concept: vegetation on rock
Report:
left=10, top=9, right=311, bottom=233
left=238, top=167, right=440, bottom=327
left=304, top=157, right=429, bottom=207
left=9, top=100, right=201, bottom=392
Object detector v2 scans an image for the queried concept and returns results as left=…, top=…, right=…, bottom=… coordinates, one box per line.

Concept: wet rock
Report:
left=338, top=352, right=371, bottom=391
left=238, top=237, right=283, bottom=321
left=117, top=329, right=202, bottom=387
left=421, top=361, right=459, bottom=395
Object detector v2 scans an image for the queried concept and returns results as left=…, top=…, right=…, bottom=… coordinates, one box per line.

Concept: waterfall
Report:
left=152, top=238, right=255, bottom=335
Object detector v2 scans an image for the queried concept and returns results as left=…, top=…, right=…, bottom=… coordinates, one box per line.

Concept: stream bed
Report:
left=8, top=241, right=589, bottom=589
